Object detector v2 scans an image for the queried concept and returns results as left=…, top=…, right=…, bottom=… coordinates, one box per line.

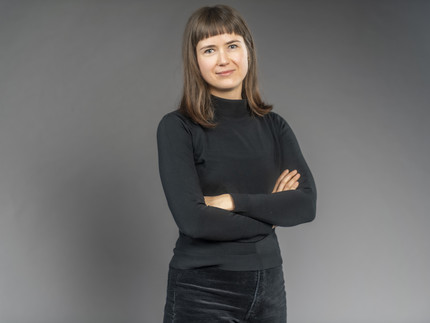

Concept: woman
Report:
left=156, top=4, right=317, bottom=322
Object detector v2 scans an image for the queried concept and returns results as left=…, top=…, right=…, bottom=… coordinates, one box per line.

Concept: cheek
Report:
left=197, top=57, right=215, bottom=78
left=232, top=52, right=248, bottom=73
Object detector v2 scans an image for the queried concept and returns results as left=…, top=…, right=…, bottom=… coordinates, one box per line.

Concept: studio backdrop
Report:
left=0, top=1, right=429, bottom=322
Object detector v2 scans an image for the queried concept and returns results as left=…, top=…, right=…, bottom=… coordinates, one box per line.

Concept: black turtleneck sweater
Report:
left=156, top=95, right=317, bottom=271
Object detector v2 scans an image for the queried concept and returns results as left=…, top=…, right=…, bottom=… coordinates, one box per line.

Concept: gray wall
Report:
left=1, top=1, right=429, bottom=322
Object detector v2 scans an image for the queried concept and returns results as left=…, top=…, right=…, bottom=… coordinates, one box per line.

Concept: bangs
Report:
left=191, top=8, right=246, bottom=48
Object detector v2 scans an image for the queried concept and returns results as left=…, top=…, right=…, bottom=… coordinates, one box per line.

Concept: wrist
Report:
left=225, top=194, right=235, bottom=211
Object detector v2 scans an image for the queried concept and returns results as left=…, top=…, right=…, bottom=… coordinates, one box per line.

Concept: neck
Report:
left=210, top=94, right=250, bottom=119
left=210, top=87, right=242, bottom=100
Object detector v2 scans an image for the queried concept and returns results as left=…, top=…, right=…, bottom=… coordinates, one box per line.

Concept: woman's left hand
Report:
left=204, top=194, right=235, bottom=211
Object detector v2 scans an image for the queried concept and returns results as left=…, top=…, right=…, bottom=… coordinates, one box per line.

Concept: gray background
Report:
left=1, top=0, right=429, bottom=322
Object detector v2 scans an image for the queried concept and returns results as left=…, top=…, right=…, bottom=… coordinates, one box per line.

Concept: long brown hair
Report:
left=179, top=4, right=273, bottom=128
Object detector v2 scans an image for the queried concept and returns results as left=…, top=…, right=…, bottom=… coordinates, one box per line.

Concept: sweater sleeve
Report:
left=156, top=113, right=274, bottom=241
left=229, top=113, right=317, bottom=227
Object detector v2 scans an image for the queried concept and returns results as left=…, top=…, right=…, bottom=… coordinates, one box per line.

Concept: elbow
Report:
left=175, top=219, right=204, bottom=239
left=306, top=199, right=317, bottom=223
left=172, top=209, right=210, bottom=240
left=306, top=204, right=316, bottom=223
left=181, top=226, right=221, bottom=240
left=278, top=199, right=316, bottom=227
left=177, top=225, right=199, bottom=239
left=180, top=226, right=207, bottom=240
left=302, top=188, right=317, bottom=223
left=303, top=195, right=317, bottom=223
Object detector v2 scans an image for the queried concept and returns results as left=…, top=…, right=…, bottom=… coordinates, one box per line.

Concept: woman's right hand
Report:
left=271, top=169, right=300, bottom=228
left=272, top=169, right=300, bottom=193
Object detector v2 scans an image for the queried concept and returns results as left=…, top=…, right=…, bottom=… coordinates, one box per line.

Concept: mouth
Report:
left=216, top=69, right=235, bottom=76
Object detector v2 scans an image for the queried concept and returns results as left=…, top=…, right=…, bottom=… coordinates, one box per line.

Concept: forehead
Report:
left=197, top=33, right=244, bottom=47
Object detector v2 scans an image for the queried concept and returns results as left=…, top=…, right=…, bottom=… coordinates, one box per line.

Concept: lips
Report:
left=216, top=69, right=235, bottom=76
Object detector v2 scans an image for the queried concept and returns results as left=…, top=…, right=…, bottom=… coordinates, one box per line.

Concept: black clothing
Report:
left=163, top=264, right=286, bottom=322
left=156, top=95, right=316, bottom=271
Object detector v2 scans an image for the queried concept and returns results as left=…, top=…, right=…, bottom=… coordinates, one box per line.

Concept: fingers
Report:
left=280, top=171, right=300, bottom=191
left=276, top=169, right=300, bottom=192
left=272, top=169, right=290, bottom=193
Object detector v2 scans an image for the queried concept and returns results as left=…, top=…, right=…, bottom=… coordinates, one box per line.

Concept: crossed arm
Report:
left=157, top=112, right=316, bottom=241
left=204, top=168, right=302, bottom=228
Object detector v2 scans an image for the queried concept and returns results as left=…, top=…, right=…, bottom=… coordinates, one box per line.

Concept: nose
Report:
left=217, top=49, right=229, bottom=65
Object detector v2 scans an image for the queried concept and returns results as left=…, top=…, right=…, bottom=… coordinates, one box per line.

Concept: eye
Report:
left=204, top=48, right=215, bottom=54
left=228, top=44, right=238, bottom=49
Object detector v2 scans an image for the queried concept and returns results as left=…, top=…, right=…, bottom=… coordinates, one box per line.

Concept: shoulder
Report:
left=265, top=111, right=292, bottom=131
left=157, top=110, right=195, bottom=132
left=158, top=109, right=191, bottom=125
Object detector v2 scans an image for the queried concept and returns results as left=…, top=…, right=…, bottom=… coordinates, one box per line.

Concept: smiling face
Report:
left=196, top=33, right=249, bottom=99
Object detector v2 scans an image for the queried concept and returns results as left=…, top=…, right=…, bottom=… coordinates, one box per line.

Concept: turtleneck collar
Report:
left=211, top=94, right=250, bottom=119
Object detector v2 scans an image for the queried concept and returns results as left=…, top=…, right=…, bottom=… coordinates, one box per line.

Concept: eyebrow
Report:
left=199, top=39, right=241, bottom=51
